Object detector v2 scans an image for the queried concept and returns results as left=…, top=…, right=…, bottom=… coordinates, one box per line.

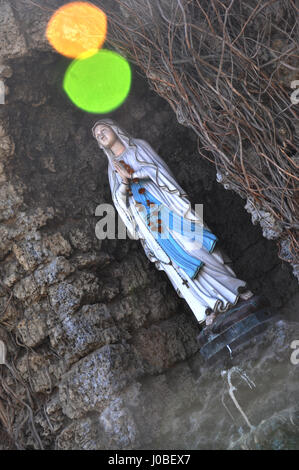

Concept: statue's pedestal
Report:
left=197, top=295, right=278, bottom=363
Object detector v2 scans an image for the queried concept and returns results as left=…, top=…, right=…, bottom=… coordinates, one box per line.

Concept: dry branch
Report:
left=101, top=0, right=299, bottom=266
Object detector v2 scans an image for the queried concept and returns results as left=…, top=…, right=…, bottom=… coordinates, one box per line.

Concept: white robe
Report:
left=109, top=139, right=247, bottom=324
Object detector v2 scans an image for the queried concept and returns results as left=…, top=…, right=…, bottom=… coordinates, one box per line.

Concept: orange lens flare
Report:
left=46, top=2, right=107, bottom=58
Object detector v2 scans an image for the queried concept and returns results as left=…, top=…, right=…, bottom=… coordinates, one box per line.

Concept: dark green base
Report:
left=197, top=295, right=278, bottom=363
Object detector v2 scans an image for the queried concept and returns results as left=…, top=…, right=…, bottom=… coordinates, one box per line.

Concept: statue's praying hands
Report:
left=112, top=160, right=133, bottom=183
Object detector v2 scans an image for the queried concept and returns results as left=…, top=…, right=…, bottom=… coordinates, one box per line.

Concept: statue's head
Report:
left=92, top=119, right=135, bottom=164
left=93, top=122, right=118, bottom=150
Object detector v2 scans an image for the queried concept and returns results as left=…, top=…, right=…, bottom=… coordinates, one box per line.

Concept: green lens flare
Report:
left=63, top=50, right=132, bottom=113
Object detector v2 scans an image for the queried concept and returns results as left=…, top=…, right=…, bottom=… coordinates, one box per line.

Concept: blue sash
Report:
left=131, top=180, right=218, bottom=279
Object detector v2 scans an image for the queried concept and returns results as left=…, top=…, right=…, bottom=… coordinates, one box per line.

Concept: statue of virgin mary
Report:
left=92, top=119, right=254, bottom=326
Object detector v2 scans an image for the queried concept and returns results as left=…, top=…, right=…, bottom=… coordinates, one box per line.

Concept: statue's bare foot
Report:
left=240, top=290, right=254, bottom=300
left=205, top=312, right=217, bottom=326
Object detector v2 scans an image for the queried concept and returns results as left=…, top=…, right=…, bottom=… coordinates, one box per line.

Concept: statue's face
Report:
left=94, top=124, right=118, bottom=149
